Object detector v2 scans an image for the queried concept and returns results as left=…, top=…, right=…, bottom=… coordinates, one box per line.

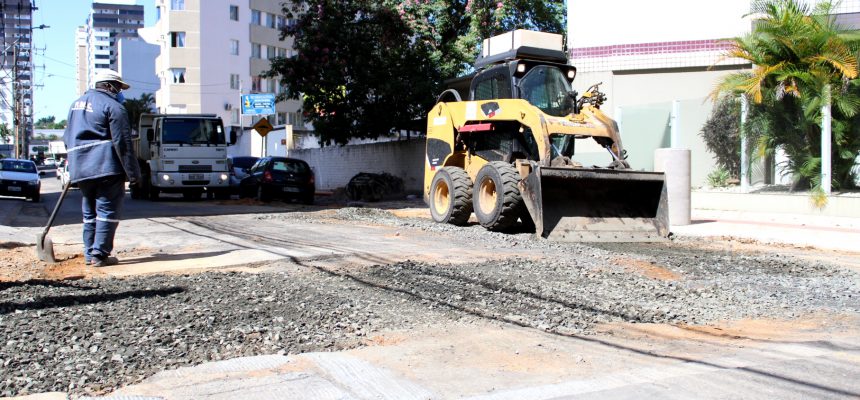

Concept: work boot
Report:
left=92, top=256, right=119, bottom=267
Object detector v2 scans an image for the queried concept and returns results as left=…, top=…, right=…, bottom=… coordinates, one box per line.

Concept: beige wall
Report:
left=573, top=68, right=748, bottom=186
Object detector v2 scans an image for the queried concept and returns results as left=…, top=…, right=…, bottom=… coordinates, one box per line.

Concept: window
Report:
left=171, top=0, right=184, bottom=10
left=231, top=109, right=240, bottom=124
left=170, top=68, right=186, bottom=83
left=229, top=39, right=239, bottom=55
left=277, top=112, right=287, bottom=125
left=266, top=13, right=276, bottom=29
left=266, top=46, right=275, bottom=59
left=251, top=43, right=261, bottom=58
left=251, top=10, right=261, bottom=25
left=229, top=5, right=239, bottom=21
left=277, top=16, right=286, bottom=29
left=267, top=78, right=276, bottom=93
left=474, top=72, right=512, bottom=101
left=156, top=6, right=161, bottom=21
left=518, top=66, right=574, bottom=117
left=229, top=73, right=240, bottom=89
left=170, top=32, right=185, bottom=47
left=277, top=48, right=286, bottom=58
left=251, top=75, right=261, bottom=92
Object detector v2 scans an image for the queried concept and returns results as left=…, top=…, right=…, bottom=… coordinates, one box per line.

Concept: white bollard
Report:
left=654, top=148, right=692, bottom=226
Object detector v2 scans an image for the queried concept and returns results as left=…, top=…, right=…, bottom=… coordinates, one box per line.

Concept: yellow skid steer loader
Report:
left=424, top=30, right=669, bottom=242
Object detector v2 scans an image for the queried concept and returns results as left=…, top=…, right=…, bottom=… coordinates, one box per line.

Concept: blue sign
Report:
left=241, top=93, right=276, bottom=115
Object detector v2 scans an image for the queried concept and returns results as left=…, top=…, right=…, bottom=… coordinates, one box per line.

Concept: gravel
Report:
left=2, top=202, right=859, bottom=397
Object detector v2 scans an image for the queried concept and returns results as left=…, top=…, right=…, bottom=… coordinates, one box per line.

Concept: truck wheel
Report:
left=429, top=166, right=472, bottom=225
left=473, top=161, right=523, bottom=231
left=148, top=185, right=159, bottom=201
left=130, top=182, right=142, bottom=199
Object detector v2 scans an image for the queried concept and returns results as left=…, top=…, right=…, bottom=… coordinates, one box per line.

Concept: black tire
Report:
left=148, top=184, right=159, bottom=201
left=429, top=166, right=472, bottom=225
left=258, top=186, right=271, bottom=202
left=472, top=161, right=523, bottom=231
left=30, top=193, right=40, bottom=203
left=130, top=182, right=143, bottom=199
left=214, top=189, right=231, bottom=200
left=302, top=192, right=314, bottom=205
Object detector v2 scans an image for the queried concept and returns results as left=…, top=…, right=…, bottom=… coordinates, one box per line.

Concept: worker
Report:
left=63, top=70, right=141, bottom=267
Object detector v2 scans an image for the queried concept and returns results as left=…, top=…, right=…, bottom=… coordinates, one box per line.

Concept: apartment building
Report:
left=84, top=1, right=144, bottom=88
left=153, top=0, right=304, bottom=150
left=74, top=26, right=87, bottom=96
left=0, top=0, right=34, bottom=154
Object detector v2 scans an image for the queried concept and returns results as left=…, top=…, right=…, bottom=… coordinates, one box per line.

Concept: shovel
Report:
left=36, top=181, right=72, bottom=263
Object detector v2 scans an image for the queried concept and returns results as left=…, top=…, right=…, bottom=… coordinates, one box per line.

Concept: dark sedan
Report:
left=239, top=157, right=315, bottom=204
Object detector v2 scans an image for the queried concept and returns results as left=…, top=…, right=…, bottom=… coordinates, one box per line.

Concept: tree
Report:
left=33, top=116, right=66, bottom=129
left=392, top=0, right=565, bottom=80
left=123, top=93, right=156, bottom=133
left=700, top=98, right=742, bottom=178
left=0, top=123, right=11, bottom=144
left=266, top=0, right=566, bottom=145
left=713, top=0, right=860, bottom=190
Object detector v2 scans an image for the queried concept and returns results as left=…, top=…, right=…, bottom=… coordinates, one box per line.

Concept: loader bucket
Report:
left=520, top=166, right=669, bottom=242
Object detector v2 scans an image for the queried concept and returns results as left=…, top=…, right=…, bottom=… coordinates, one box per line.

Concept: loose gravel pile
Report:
left=2, top=203, right=859, bottom=397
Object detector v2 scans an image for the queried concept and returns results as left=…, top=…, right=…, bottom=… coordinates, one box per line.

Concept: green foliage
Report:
left=34, top=116, right=66, bottom=129
left=266, top=0, right=565, bottom=145
left=713, top=0, right=860, bottom=190
left=700, top=98, right=742, bottom=178
left=707, top=167, right=732, bottom=188
left=0, top=123, right=10, bottom=143
left=123, top=93, right=156, bottom=132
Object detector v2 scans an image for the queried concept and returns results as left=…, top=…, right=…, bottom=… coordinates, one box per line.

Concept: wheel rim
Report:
left=433, top=179, right=450, bottom=214
left=478, top=177, right=497, bottom=215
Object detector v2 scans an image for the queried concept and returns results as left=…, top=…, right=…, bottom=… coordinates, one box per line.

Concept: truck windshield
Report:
left=162, top=119, right=226, bottom=145
left=519, top=66, right=573, bottom=117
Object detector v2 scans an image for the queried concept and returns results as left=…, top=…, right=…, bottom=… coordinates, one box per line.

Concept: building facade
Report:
left=84, top=1, right=144, bottom=88
left=567, top=0, right=860, bottom=186
left=74, top=26, right=88, bottom=96
left=0, top=0, right=34, bottom=156
left=118, top=26, right=160, bottom=101
left=153, top=0, right=305, bottom=157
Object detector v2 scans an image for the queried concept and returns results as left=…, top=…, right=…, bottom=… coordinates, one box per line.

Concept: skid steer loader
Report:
left=424, top=30, right=669, bottom=242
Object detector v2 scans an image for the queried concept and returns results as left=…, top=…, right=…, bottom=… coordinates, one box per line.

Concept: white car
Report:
left=0, top=158, right=42, bottom=202
left=56, top=159, right=75, bottom=188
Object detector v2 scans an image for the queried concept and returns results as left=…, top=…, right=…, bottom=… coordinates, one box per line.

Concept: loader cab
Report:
left=470, top=60, right=577, bottom=117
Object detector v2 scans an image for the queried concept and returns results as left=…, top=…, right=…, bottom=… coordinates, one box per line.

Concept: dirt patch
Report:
left=611, top=256, right=681, bottom=281
left=0, top=243, right=105, bottom=282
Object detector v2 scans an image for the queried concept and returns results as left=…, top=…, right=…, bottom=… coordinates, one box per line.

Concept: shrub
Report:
left=707, top=168, right=731, bottom=188
left=700, top=98, right=741, bottom=179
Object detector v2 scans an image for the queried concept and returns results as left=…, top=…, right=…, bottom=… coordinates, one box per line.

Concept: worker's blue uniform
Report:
left=63, top=88, right=141, bottom=263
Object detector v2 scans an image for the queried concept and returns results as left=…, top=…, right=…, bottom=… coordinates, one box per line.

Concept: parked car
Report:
left=227, top=155, right=259, bottom=192
left=0, top=158, right=42, bottom=202
left=239, top=157, right=314, bottom=204
left=55, top=159, right=78, bottom=188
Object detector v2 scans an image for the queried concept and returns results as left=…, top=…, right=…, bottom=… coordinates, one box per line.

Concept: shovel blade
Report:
left=35, top=234, right=57, bottom=263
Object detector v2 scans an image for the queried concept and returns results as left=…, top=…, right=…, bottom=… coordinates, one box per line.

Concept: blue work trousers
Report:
left=78, top=174, right=125, bottom=262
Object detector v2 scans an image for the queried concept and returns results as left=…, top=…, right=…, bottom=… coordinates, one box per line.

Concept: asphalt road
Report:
left=1, top=174, right=858, bottom=399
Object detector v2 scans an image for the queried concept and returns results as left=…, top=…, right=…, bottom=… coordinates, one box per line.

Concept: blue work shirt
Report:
left=63, top=89, right=141, bottom=184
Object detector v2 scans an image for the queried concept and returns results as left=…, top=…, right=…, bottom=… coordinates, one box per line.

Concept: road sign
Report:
left=241, top=93, right=276, bottom=115
left=253, top=118, right=274, bottom=137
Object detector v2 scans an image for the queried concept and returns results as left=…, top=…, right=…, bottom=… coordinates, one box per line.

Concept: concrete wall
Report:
left=288, top=139, right=425, bottom=193
left=119, top=38, right=160, bottom=100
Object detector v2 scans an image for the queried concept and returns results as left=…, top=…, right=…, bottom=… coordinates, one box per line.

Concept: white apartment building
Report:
left=153, top=0, right=305, bottom=156
left=118, top=26, right=160, bottom=100
left=74, top=26, right=88, bottom=96
left=84, top=1, right=145, bottom=89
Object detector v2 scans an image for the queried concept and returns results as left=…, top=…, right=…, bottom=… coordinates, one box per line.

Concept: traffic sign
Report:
left=241, top=93, right=276, bottom=115
left=253, top=118, right=274, bottom=137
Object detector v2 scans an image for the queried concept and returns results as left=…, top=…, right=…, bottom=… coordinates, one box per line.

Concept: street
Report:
left=0, top=175, right=858, bottom=399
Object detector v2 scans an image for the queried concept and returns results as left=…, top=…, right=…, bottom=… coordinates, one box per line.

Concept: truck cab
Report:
left=131, top=114, right=236, bottom=200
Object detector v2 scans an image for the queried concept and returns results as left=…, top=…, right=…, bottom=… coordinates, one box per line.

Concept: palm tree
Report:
left=714, top=0, right=860, bottom=191
left=123, top=93, right=156, bottom=135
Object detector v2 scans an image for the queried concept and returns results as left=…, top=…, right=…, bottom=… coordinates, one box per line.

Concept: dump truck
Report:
left=130, top=114, right=236, bottom=201
left=424, top=30, right=669, bottom=242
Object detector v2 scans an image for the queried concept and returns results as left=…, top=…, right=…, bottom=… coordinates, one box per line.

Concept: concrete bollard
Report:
left=654, top=148, right=691, bottom=226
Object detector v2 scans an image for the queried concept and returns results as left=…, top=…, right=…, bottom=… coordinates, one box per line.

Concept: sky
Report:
left=30, top=0, right=156, bottom=122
